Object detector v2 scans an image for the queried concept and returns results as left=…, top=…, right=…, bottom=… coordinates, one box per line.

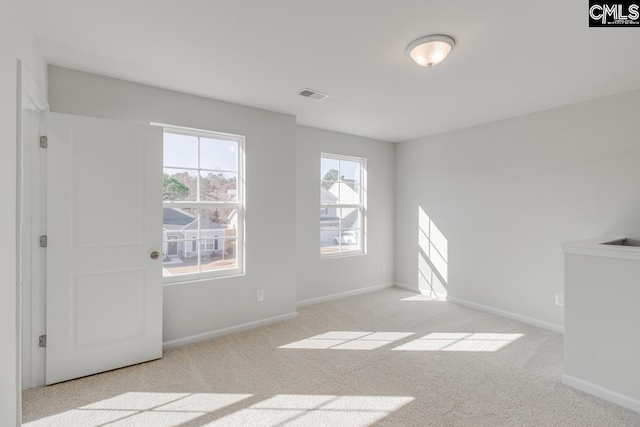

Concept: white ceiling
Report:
left=19, top=0, right=640, bottom=142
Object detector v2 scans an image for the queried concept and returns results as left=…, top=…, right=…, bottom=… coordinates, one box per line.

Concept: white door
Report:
left=46, top=112, right=163, bottom=385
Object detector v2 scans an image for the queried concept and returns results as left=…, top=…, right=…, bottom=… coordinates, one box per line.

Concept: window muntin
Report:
left=320, top=154, right=365, bottom=256
left=162, top=128, right=243, bottom=282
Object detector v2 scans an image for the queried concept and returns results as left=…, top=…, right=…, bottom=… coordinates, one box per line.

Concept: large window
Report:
left=320, top=154, right=365, bottom=256
left=162, top=126, right=244, bottom=281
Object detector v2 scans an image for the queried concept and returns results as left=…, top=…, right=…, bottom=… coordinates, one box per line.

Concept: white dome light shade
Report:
left=406, top=35, right=455, bottom=67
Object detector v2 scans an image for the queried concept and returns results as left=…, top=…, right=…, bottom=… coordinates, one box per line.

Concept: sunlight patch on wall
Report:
left=418, top=206, right=448, bottom=298
left=393, top=332, right=524, bottom=352
left=279, top=331, right=414, bottom=350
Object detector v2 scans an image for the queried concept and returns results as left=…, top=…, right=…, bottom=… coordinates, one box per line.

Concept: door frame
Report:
left=18, top=59, right=49, bottom=407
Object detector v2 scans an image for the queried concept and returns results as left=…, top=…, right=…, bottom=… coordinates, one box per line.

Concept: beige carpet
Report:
left=22, top=287, right=640, bottom=426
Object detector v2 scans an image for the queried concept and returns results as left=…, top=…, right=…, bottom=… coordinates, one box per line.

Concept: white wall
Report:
left=48, top=66, right=298, bottom=344
left=395, top=89, right=640, bottom=329
left=296, top=126, right=395, bottom=303
left=563, top=252, right=640, bottom=410
left=0, top=1, right=47, bottom=425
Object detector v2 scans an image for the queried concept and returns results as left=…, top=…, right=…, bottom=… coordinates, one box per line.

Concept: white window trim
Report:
left=157, top=123, right=245, bottom=284
left=320, top=153, right=366, bottom=258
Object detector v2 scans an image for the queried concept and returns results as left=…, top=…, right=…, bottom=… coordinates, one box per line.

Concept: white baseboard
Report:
left=394, top=284, right=563, bottom=333
left=445, top=296, right=564, bottom=334
left=561, top=374, right=640, bottom=413
left=394, top=282, right=447, bottom=299
left=394, top=282, right=420, bottom=293
left=163, top=312, right=298, bottom=351
left=296, top=282, right=395, bottom=308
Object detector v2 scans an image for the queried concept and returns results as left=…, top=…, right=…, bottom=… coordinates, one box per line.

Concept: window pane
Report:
left=321, top=157, right=339, bottom=185
left=162, top=236, right=238, bottom=275
left=201, top=238, right=238, bottom=272
left=200, top=137, right=238, bottom=172
left=162, top=237, right=237, bottom=276
left=162, top=238, right=200, bottom=276
left=199, top=210, right=226, bottom=244
left=339, top=159, right=360, bottom=182
left=339, top=207, right=360, bottom=230
left=162, top=206, right=239, bottom=277
left=163, top=169, right=197, bottom=201
left=339, top=160, right=361, bottom=203
left=200, top=207, right=238, bottom=230
left=320, top=229, right=340, bottom=254
left=162, top=206, right=200, bottom=273
left=321, top=181, right=340, bottom=206
left=163, top=206, right=198, bottom=236
left=164, top=133, right=198, bottom=168
left=163, top=261, right=200, bottom=276
left=320, top=195, right=362, bottom=255
left=339, top=229, right=361, bottom=251
left=321, top=208, right=340, bottom=228
left=338, top=176, right=360, bottom=205
left=200, top=172, right=238, bottom=202
left=320, top=229, right=361, bottom=254
left=320, top=205, right=340, bottom=253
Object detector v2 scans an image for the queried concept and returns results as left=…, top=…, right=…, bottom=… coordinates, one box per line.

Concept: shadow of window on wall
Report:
left=418, top=206, right=448, bottom=299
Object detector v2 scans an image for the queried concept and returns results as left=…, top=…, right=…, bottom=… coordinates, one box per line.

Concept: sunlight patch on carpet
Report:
left=392, top=332, right=524, bottom=352
left=279, top=331, right=414, bottom=350
left=23, top=392, right=413, bottom=427
left=23, top=392, right=252, bottom=427
left=207, top=394, right=414, bottom=426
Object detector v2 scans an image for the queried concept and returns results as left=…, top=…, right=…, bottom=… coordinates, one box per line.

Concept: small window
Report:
left=161, top=126, right=244, bottom=282
left=320, top=154, right=365, bottom=256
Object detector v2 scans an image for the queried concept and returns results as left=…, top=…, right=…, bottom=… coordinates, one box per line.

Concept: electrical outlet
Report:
left=257, top=289, right=264, bottom=302
left=555, top=294, right=564, bottom=306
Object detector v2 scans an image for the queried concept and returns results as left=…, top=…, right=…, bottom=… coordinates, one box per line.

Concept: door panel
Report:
left=46, top=112, right=163, bottom=385
left=71, top=133, right=145, bottom=248
left=74, top=269, right=144, bottom=348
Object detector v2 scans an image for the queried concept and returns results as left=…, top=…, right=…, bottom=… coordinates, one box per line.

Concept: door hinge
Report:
left=39, top=135, right=48, bottom=148
left=39, top=235, right=47, bottom=248
left=38, top=335, right=46, bottom=348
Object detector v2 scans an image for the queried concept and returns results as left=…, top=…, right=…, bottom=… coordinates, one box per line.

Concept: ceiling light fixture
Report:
left=406, top=35, right=455, bottom=68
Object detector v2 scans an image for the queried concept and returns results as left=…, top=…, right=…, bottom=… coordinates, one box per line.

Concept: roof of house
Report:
left=330, top=179, right=358, bottom=192
left=163, top=207, right=195, bottom=226
left=163, top=208, right=225, bottom=232
left=321, top=187, right=338, bottom=203
left=183, top=217, right=225, bottom=231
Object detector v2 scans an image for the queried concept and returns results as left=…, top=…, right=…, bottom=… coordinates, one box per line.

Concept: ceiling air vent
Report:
left=298, top=88, right=330, bottom=100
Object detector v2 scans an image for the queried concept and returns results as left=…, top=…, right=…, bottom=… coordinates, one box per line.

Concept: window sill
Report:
left=320, top=250, right=366, bottom=259
left=163, top=269, right=244, bottom=286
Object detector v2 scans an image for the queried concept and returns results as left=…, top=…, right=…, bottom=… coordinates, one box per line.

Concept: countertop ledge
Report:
left=562, top=237, right=640, bottom=261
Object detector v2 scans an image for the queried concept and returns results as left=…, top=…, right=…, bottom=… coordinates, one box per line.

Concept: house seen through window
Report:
left=320, top=154, right=365, bottom=255
left=162, top=127, right=244, bottom=281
